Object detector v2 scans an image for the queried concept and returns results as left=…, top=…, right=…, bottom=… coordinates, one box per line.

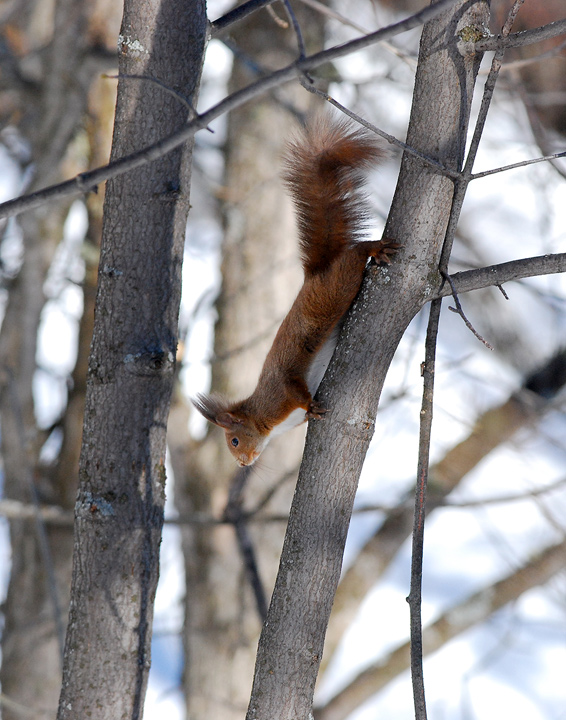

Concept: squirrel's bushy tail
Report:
left=282, top=117, right=387, bottom=276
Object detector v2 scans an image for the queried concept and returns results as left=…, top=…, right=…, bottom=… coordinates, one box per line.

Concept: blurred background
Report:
left=0, top=1, right=565, bottom=718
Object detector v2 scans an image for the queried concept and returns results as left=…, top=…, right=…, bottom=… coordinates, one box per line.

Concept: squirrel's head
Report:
left=192, top=393, right=268, bottom=466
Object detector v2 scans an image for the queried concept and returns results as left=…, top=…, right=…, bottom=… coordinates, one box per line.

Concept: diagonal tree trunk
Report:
left=323, top=347, right=566, bottom=663
left=245, top=1, right=490, bottom=717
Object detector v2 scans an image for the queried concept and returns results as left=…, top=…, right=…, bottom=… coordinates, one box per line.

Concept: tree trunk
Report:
left=323, top=346, right=566, bottom=661
left=56, top=0, right=207, bottom=717
left=246, top=1, right=489, bottom=717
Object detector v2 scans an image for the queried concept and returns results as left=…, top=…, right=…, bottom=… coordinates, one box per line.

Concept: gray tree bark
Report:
left=245, top=2, right=490, bottom=718
left=56, top=0, right=207, bottom=717
left=323, top=345, right=566, bottom=662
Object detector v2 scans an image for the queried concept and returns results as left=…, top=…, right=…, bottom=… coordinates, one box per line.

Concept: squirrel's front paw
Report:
left=306, top=401, right=328, bottom=420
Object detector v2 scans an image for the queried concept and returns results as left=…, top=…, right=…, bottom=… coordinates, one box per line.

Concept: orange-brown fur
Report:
left=193, top=118, right=398, bottom=466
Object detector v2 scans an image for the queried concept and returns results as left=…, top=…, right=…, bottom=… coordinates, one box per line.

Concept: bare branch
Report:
left=0, top=0, right=459, bottom=222
left=102, top=73, right=199, bottom=115
left=507, top=70, right=566, bottom=181
left=299, top=0, right=367, bottom=34
left=439, top=55, right=506, bottom=269
left=298, top=0, right=418, bottom=66
left=223, top=468, right=269, bottom=621
left=210, top=0, right=277, bottom=35
left=322, top=346, right=566, bottom=667
left=0, top=499, right=74, bottom=525
left=357, top=476, right=566, bottom=510
left=281, top=0, right=307, bottom=60
left=476, top=18, right=566, bottom=53
left=499, top=0, right=526, bottom=35
left=408, top=298, right=441, bottom=720
left=442, top=272, right=494, bottom=349
left=438, top=0, right=529, bottom=272
left=433, top=253, right=566, bottom=299
left=498, top=38, right=566, bottom=71
left=471, top=149, right=566, bottom=180
left=301, top=89, right=459, bottom=178
left=4, top=475, right=565, bottom=528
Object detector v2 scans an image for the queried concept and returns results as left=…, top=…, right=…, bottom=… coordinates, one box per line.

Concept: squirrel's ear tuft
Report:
left=192, top=393, right=241, bottom=430
left=192, top=393, right=227, bottom=425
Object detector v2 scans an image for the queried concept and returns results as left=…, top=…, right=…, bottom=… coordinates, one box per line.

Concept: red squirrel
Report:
left=193, top=117, right=398, bottom=466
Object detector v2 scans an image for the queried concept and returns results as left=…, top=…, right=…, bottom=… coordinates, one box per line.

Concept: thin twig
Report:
left=213, top=315, right=282, bottom=363
left=507, top=69, right=566, bottom=182
left=299, top=0, right=367, bottom=34
left=442, top=272, right=494, bottom=350
left=299, top=0, right=418, bottom=68
left=223, top=467, right=269, bottom=621
left=211, top=0, right=277, bottom=35
left=470, top=149, right=566, bottom=180
left=245, top=466, right=299, bottom=517
left=461, top=49, right=506, bottom=178
left=438, top=56, right=504, bottom=272
left=496, top=284, right=509, bottom=300
left=102, top=73, right=200, bottom=116
left=301, top=86, right=460, bottom=178
left=358, top=476, right=566, bottom=511
left=281, top=0, right=307, bottom=59
left=233, top=519, right=269, bottom=620
left=219, top=36, right=307, bottom=121
left=448, top=302, right=492, bottom=347
left=500, top=0, right=526, bottom=35
left=0, top=499, right=74, bottom=524
left=265, top=4, right=289, bottom=29
left=408, top=298, right=442, bottom=720
left=498, top=37, right=566, bottom=71
left=0, top=0, right=460, bottom=221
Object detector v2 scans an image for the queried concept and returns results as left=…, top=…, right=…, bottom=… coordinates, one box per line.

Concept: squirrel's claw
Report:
left=306, top=401, right=328, bottom=420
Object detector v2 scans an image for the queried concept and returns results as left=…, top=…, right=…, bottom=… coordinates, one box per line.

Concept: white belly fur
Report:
left=269, top=327, right=340, bottom=439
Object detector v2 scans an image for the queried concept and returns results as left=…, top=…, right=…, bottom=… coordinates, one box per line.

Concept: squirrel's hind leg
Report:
left=306, top=400, right=328, bottom=420
left=363, top=238, right=401, bottom=265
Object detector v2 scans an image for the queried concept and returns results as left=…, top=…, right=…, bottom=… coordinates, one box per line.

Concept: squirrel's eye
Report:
left=231, top=437, right=239, bottom=447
